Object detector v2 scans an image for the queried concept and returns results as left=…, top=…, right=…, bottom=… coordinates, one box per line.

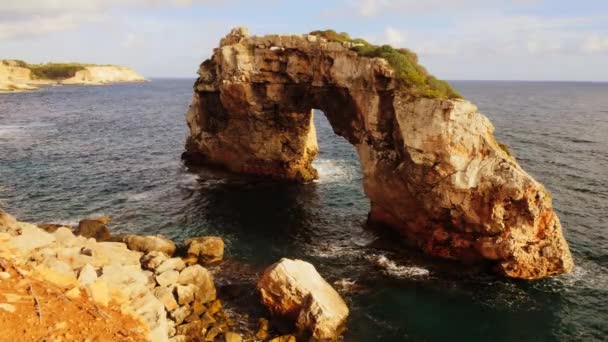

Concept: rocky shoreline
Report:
left=0, top=209, right=350, bottom=341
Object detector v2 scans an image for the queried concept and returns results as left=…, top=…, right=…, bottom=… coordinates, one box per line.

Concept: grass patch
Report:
left=2, top=60, right=28, bottom=68
left=309, top=30, right=461, bottom=99
left=26, top=63, right=89, bottom=80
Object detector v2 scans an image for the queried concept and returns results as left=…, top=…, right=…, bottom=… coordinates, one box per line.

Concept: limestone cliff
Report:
left=60, top=66, right=146, bottom=85
left=0, top=60, right=146, bottom=92
left=184, top=27, right=573, bottom=279
left=0, top=60, right=39, bottom=91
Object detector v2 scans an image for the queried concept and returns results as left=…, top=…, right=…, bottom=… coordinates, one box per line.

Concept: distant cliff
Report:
left=0, top=60, right=146, bottom=92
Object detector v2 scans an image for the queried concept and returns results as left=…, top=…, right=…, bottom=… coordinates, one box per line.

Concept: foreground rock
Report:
left=184, top=27, right=573, bottom=279
left=258, top=258, right=349, bottom=340
left=0, top=209, right=259, bottom=341
left=185, top=236, right=224, bottom=264
left=0, top=209, right=167, bottom=341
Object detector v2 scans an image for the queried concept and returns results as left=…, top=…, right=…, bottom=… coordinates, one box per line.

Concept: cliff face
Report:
left=184, top=27, right=573, bottom=279
left=0, top=61, right=38, bottom=91
left=61, top=66, right=146, bottom=85
left=0, top=60, right=146, bottom=92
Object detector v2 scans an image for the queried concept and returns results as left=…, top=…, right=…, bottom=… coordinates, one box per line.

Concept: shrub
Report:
left=27, top=63, right=88, bottom=80
left=309, top=30, right=461, bottom=99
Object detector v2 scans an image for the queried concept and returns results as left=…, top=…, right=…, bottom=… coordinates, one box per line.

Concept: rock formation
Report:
left=184, top=27, right=573, bottom=279
left=0, top=60, right=146, bottom=92
left=257, top=258, right=349, bottom=340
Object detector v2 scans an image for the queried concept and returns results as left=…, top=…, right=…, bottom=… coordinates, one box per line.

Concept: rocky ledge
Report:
left=0, top=60, right=146, bottom=92
left=184, top=27, right=573, bottom=280
left=0, top=209, right=349, bottom=341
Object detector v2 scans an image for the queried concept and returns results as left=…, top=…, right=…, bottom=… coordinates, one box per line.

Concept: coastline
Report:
left=0, top=60, right=147, bottom=93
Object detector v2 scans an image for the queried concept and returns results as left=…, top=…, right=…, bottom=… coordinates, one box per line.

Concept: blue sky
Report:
left=1, top=0, right=607, bottom=80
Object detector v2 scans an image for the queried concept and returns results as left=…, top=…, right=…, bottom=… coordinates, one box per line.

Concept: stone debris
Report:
left=1, top=208, right=344, bottom=340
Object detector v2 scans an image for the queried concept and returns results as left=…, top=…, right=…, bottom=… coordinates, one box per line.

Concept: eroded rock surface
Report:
left=184, top=27, right=573, bottom=279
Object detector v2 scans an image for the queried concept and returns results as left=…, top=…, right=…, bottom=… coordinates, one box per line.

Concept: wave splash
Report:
left=372, top=255, right=430, bottom=278
left=313, top=159, right=357, bottom=183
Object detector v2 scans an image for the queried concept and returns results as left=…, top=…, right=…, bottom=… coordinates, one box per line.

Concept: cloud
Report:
left=354, top=0, right=542, bottom=17
left=368, top=13, right=608, bottom=60
left=582, top=34, right=608, bottom=54
left=0, top=0, right=234, bottom=40
left=0, top=14, right=102, bottom=40
left=384, top=27, right=405, bottom=46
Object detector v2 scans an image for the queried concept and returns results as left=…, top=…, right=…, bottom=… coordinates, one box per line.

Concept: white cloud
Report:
left=354, top=0, right=542, bottom=17
left=0, top=0, right=236, bottom=40
left=582, top=35, right=608, bottom=54
left=384, top=27, right=405, bottom=46
left=368, top=14, right=608, bottom=61
left=0, top=14, right=103, bottom=40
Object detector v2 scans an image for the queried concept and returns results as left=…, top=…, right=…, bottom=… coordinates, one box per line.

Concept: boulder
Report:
left=77, top=263, right=98, bottom=286
left=131, top=292, right=169, bottom=341
left=9, top=223, right=56, bottom=251
left=99, top=264, right=150, bottom=298
left=141, top=251, right=170, bottom=270
left=122, top=234, right=176, bottom=256
left=154, top=286, right=179, bottom=311
left=175, top=284, right=196, bottom=305
left=185, top=236, right=224, bottom=263
left=178, top=265, right=216, bottom=304
left=170, top=304, right=192, bottom=325
left=75, top=217, right=112, bottom=241
left=156, top=269, right=179, bottom=287
left=257, top=258, right=349, bottom=340
left=156, top=257, right=186, bottom=274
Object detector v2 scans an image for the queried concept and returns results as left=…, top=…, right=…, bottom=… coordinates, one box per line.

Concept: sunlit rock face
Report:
left=184, top=27, right=573, bottom=279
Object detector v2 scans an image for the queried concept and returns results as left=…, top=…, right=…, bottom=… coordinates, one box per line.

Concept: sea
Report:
left=0, top=80, right=606, bottom=341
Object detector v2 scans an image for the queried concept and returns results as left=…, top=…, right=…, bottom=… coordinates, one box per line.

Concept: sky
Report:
left=0, top=0, right=607, bottom=80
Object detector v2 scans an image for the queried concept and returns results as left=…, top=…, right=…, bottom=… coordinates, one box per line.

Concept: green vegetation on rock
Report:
left=26, top=63, right=89, bottom=80
left=309, top=30, right=461, bottom=99
left=497, top=142, right=513, bottom=158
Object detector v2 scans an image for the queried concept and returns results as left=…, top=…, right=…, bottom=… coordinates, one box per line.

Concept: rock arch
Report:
left=184, top=27, right=573, bottom=279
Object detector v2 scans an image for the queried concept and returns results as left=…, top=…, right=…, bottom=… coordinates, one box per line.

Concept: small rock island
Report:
left=0, top=59, right=146, bottom=92
left=184, top=27, right=573, bottom=280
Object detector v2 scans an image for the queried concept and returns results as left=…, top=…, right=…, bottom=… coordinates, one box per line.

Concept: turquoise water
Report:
left=1, top=80, right=606, bottom=341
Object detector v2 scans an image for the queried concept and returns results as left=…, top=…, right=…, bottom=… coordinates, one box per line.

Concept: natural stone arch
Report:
left=184, top=27, right=573, bottom=279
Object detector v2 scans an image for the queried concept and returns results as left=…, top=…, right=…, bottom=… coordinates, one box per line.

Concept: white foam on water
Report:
left=372, top=255, right=430, bottom=278
left=126, top=191, right=152, bottom=202
left=552, top=264, right=608, bottom=291
left=0, top=125, right=25, bottom=138
left=313, top=159, right=355, bottom=184
left=309, top=244, right=361, bottom=259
